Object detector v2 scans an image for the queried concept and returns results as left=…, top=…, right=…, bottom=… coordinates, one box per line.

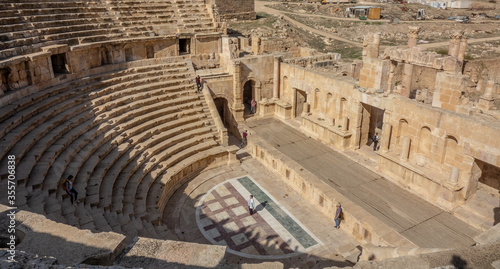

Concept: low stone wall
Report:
left=117, top=237, right=226, bottom=268
left=378, top=152, right=462, bottom=211
left=246, top=132, right=415, bottom=248
left=300, top=115, right=353, bottom=150
left=4, top=206, right=126, bottom=266
left=158, top=147, right=238, bottom=214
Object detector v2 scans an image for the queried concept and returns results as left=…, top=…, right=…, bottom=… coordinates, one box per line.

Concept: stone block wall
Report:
left=432, top=72, right=469, bottom=113
left=359, top=58, right=389, bottom=91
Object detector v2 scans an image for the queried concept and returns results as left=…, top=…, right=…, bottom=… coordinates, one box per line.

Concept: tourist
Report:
left=248, top=195, right=255, bottom=215
left=334, top=203, right=342, bottom=229
left=64, top=175, right=79, bottom=204
left=240, top=130, right=248, bottom=148
left=250, top=99, right=256, bottom=114
left=373, top=132, right=379, bottom=151
left=195, top=75, right=202, bottom=92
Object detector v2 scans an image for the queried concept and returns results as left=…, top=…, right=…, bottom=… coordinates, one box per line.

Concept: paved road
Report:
left=248, top=118, right=480, bottom=248
left=255, top=1, right=500, bottom=49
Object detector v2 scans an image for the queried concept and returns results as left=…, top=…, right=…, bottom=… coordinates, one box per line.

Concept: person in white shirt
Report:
left=248, top=195, right=255, bottom=215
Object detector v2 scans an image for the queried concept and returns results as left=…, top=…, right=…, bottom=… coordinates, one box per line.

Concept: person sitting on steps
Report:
left=65, top=175, right=79, bottom=204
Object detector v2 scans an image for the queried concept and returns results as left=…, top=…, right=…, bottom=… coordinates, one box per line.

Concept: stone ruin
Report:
left=0, top=0, right=499, bottom=268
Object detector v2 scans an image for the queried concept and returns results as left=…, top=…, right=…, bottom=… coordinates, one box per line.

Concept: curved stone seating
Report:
left=0, top=56, right=226, bottom=240
left=0, top=0, right=219, bottom=60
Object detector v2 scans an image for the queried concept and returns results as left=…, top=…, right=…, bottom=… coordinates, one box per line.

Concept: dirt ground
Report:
left=228, top=1, right=500, bottom=60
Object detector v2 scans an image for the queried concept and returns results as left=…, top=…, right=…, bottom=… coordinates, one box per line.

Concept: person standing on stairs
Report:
left=196, top=75, right=202, bottom=93
left=65, top=175, right=79, bottom=204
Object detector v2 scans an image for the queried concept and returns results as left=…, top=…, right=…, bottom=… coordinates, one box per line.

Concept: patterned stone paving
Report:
left=196, top=176, right=321, bottom=259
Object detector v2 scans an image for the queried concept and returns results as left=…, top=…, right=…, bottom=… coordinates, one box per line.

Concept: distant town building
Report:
left=407, top=0, right=471, bottom=9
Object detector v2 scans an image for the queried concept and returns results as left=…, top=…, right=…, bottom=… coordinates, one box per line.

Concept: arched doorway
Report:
left=124, top=44, right=133, bottom=62
left=294, top=89, right=307, bottom=117
left=146, top=43, right=155, bottom=59
left=243, top=80, right=254, bottom=116
left=213, top=97, right=229, bottom=128
left=0, top=68, right=11, bottom=93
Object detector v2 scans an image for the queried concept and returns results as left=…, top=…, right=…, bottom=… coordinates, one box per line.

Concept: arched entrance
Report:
left=0, top=68, right=11, bottom=93
left=243, top=80, right=254, bottom=116
left=294, top=89, right=307, bottom=117
left=213, top=97, right=229, bottom=128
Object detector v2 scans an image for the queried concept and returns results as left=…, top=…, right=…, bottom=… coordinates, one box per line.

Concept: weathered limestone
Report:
left=407, top=26, right=421, bottom=48
left=432, top=72, right=469, bottom=112
left=458, top=36, right=468, bottom=62
left=478, top=80, right=496, bottom=110
left=448, top=31, right=463, bottom=58
left=14, top=209, right=126, bottom=265
left=273, top=56, right=281, bottom=99
left=117, top=237, right=226, bottom=268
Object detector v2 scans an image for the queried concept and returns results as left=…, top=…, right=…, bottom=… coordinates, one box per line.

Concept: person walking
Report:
left=64, top=175, right=78, bottom=204
left=334, top=203, right=342, bottom=229
left=250, top=99, right=256, bottom=114
left=248, top=195, right=255, bottom=215
left=240, top=130, right=248, bottom=148
left=373, top=132, right=379, bottom=151
left=195, top=75, right=202, bottom=92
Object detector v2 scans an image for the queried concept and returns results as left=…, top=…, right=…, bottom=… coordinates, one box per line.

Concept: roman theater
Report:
left=0, top=0, right=499, bottom=268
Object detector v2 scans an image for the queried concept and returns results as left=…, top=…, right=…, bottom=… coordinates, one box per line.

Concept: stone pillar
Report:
left=273, top=56, right=281, bottom=99
left=342, top=116, right=349, bottom=131
left=448, top=31, right=463, bottom=58
left=371, top=32, right=381, bottom=58
left=448, top=167, right=460, bottom=186
left=401, top=63, right=413, bottom=98
left=302, top=102, right=310, bottom=116
left=387, top=61, right=396, bottom=93
left=400, top=137, right=411, bottom=161
left=407, top=26, right=421, bottom=48
left=381, top=123, right=392, bottom=152
left=458, top=36, right=467, bottom=62
left=232, top=61, right=244, bottom=121
left=251, top=35, right=261, bottom=55
left=478, top=80, right=495, bottom=110
left=233, top=61, right=242, bottom=105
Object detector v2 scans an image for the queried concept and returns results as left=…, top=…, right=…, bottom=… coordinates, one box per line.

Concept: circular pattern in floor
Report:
left=195, top=175, right=321, bottom=259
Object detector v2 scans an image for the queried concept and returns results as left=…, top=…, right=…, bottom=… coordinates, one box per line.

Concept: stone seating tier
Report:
left=0, top=0, right=218, bottom=59
left=0, top=57, right=224, bottom=240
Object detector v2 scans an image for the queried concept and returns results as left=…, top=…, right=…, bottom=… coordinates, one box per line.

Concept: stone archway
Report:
left=294, top=89, right=307, bottom=118
left=146, top=43, right=155, bottom=59
left=213, top=97, right=230, bottom=128
left=0, top=68, right=11, bottom=93
left=243, top=80, right=254, bottom=116
left=124, top=44, right=133, bottom=62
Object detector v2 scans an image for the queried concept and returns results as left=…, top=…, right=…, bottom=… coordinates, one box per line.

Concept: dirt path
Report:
left=255, top=1, right=500, bottom=49
left=255, top=1, right=363, bottom=47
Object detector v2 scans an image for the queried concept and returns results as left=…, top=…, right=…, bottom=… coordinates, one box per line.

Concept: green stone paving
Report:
left=237, top=176, right=318, bottom=249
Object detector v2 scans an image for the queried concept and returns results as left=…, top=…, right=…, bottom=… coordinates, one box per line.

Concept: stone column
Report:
left=400, top=137, right=411, bottom=161
left=458, top=36, right=468, bottom=62
left=273, top=56, right=281, bottom=99
left=407, top=26, right=421, bottom=48
left=232, top=61, right=242, bottom=106
left=448, top=167, right=460, bottom=186
left=232, top=61, right=245, bottom=121
left=448, top=31, right=463, bottom=58
left=381, top=123, right=392, bottom=152
left=251, top=35, right=261, bottom=55
left=478, top=80, right=495, bottom=110
left=387, top=61, right=396, bottom=93
left=371, top=32, right=381, bottom=58
left=302, top=102, right=310, bottom=116
left=401, top=63, right=413, bottom=98
left=342, top=116, right=349, bottom=131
